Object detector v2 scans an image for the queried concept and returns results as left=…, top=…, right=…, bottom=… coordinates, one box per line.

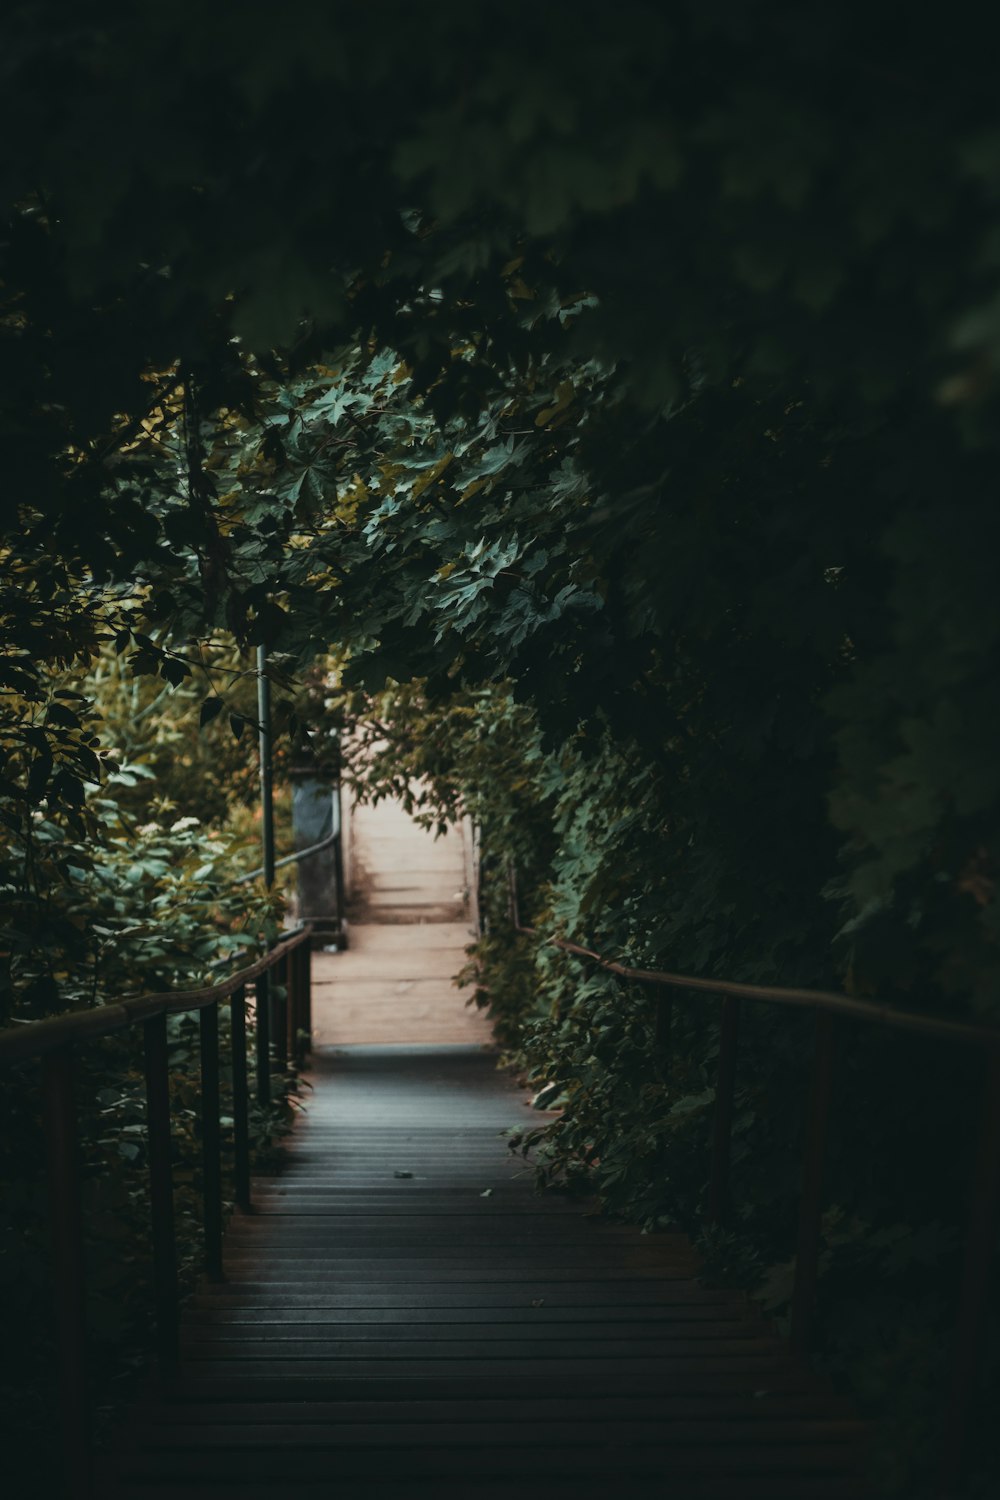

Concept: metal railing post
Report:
left=790, top=1010, right=836, bottom=1355
left=654, top=985, right=673, bottom=1052
left=939, top=1049, right=1000, bottom=1493
left=707, top=995, right=741, bottom=1225
left=255, top=972, right=271, bottom=1106
left=199, top=1000, right=224, bottom=1281
left=256, top=643, right=276, bottom=890
left=273, top=954, right=288, bottom=1069
left=43, top=1046, right=93, bottom=1500
left=142, top=1012, right=178, bottom=1377
left=301, top=936, right=313, bottom=1054
left=230, top=984, right=252, bottom=1212
left=286, top=947, right=299, bottom=1064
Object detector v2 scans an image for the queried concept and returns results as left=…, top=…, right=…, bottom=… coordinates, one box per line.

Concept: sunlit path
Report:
left=311, top=796, right=489, bottom=1047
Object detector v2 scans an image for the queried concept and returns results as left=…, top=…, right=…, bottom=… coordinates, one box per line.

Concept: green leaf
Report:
left=199, top=698, right=225, bottom=728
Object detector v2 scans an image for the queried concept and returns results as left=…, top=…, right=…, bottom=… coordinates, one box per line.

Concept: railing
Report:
left=516, top=921, right=1000, bottom=1496
left=237, top=781, right=347, bottom=937
left=0, top=923, right=314, bottom=1500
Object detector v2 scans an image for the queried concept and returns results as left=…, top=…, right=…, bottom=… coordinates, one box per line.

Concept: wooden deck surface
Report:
left=103, top=1045, right=870, bottom=1499
left=102, top=800, right=870, bottom=1497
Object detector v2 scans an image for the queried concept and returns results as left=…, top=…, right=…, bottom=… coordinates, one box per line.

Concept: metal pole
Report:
left=256, top=642, right=275, bottom=891
left=708, top=996, right=741, bottom=1225
left=333, top=779, right=346, bottom=931
left=255, top=972, right=271, bottom=1107
left=143, top=1013, right=178, bottom=1377
left=43, top=1047, right=93, bottom=1500
left=654, top=986, right=673, bottom=1053
left=790, top=1010, right=836, bottom=1355
left=287, top=947, right=299, bottom=1065
left=273, top=954, right=288, bottom=1069
left=230, top=985, right=252, bottom=1212
left=939, top=1049, right=1000, bottom=1493
left=301, top=938, right=313, bottom=1055
left=199, top=1002, right=224, bottom=1281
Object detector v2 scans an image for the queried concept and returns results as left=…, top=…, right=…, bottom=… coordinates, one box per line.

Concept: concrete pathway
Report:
left=312, top=798, right=490, bottom=1047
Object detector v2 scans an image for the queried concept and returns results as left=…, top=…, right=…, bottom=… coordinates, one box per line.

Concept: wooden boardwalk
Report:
left=104, top=801, right=870, bottom=1498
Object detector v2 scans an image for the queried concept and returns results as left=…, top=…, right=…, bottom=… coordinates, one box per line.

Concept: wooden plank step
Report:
left=112, top=1442, right=863, bottom=1479
left=190, top=1282, right=742, bottom=1305
left=100, top=1479, right=872, bottom=1500
left=222, top=1220, right=655, bottom=1238
left=171, top=1356, right=807, bottom=1380
left=189, top=1305, right=754, bottom=1324
left=179, top=1334, right=785, bottom=1357
left=211, top=1270, right=704, bottom=1285
left=137, top=1396, right=859, bottom=1424
left=126, top=1419, right=866, bottom=1449
left=103, top=1040, right=868, bottom=1497
left=161, top=1368, right=841, bottom=1400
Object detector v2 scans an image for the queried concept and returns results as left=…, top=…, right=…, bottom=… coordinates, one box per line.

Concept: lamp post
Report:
left=256, top=643, right=275, bottom=891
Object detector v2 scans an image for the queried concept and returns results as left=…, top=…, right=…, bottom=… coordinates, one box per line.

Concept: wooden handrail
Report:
left=515, top=912, right=999, bottom=1493
left=0, top=924, right=311, bottom=1065
left=6, top=922, right=315, bottom=1500
left=520, top=928, right=1000, bottom=1049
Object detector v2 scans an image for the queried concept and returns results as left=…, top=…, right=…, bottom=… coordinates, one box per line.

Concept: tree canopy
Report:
left=4, top=0, right=998, bottom=1011
left=3, top=9, right=999, bottom=1487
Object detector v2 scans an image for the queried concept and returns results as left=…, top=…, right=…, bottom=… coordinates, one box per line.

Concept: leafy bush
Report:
left=341, top=678, right=996, bottom=1498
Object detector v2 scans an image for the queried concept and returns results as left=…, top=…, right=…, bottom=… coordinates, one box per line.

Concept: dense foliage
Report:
left=337, top=679, right=993, bottom=1495
left=2, top=4, right=999, bottom=1493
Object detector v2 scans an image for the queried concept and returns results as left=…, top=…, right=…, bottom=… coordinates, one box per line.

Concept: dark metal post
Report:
left=256, top=643, right=275, bottom=891
left=286, top=946, right=299, bottom=1065
left=708, top=995, right=741, bottom=1225
left=301, top=937, right=313, bottom=1055
left=654, top=986, right=673, bottom=1052
left=199, top=1001, right=224, bottom=1281
left=43, top=1047, right=93, bottom=1500
left=939, top=1049, right=1000, bottom=1493
left=790, top=1010, right=836, bottom=1355
left=142, top=1012, right=178, bottom=1376
left=273, top=953, right=288, bottom=1069
left=333, top=778, right=346, bottom=929
left=289, top=940, right=309, bottom=1065
left=255, top=972, right=271, bottom=1106
left=230, top=985, right=252, bottom=1212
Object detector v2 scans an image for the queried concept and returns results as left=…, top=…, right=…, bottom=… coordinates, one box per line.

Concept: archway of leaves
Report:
left=2, top=5, right=999, bottom=1494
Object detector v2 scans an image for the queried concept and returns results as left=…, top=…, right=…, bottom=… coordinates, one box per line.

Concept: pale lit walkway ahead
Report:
left=312, top=797, right=490, bottom=1047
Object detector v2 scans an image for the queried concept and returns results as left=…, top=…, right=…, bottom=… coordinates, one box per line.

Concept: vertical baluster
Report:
left=939, top=1049, right=1000, bottom=1493
left=142, top=1011, right=178, bottom=1376
left=301, top=935, right=313, bottom=1055
left=654, top=985, right=673, bottom=1052
left=286, top=944, right=300, bottom=1065
left=255, top=972, right=271, bottom=1106
left=333, top=823, right=346, bottom=932
left=708, top=995, right=741, bottom=1225
left=230, top=984, right=252, bottom=1212
left=43, top=1046, right=92, bottom=1499
left=790, top=1010, right=836, bottom=1355
left=273, top=954, right=288, bottom=1069
left=199, top=1001, right=223, bottom=1281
